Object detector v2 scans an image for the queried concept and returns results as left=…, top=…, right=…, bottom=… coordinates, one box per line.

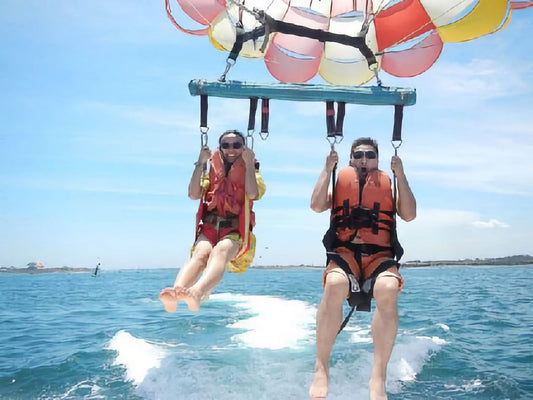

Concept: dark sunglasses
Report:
left=220, top=142, right=243, bottom=150
left=352, top=150, right=377, bottom=160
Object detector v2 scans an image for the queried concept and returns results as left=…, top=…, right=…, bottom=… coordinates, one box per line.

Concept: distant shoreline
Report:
left=2, top=255, right=532, bottom=274
left=0, top=267, right=93, bottom=274
left=255, top=255, right=533, bottom=269
left=401, top=254, right=533, bottom=267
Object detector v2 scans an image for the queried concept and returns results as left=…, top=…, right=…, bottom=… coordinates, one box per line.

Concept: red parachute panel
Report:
left=381, top=31, right=443, bottom=77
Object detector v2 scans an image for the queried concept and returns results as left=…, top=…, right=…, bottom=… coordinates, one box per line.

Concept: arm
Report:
left=310, top=150, right=338, bottom=213
left=391, top=155, right=416, bottom=222
left=242, top=147, right=259, bottom=200
left=188, top=146, right=212, bottom=200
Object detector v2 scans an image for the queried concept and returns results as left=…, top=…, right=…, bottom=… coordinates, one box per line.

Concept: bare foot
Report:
left=369, top=378, right=387, bottom=400
left=176, top=288, right=201, bottom=312
left=159, top=287, right=179, bottom=313
left=309, top=367, right=328, bottom=399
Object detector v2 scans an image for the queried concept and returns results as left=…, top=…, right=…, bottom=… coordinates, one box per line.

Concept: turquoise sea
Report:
left=1, top=265, right=532, bottom=400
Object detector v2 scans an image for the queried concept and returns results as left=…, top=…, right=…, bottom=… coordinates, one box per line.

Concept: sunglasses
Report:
left=352, top=150, right=377, bottom=160
left=220, top=142, right=243, bottom=150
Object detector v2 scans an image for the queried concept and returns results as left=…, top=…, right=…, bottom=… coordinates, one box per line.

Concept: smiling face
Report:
left=219, top=132, right=245, bottom=164
left=350, top=144, right=378, bottom=178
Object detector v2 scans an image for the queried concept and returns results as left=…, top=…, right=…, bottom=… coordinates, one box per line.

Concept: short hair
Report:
left=351, top=137, right=379, bottom=157
left=219, top=129, right=245, bottom=145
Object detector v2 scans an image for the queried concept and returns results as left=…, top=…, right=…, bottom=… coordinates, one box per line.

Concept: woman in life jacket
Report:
left=159, top=130, right=265, bottom=312
left=309, top=137, right=416, bottom=400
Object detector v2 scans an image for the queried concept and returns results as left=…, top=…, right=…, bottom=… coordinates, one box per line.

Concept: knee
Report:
left=191, top=246, right=211, bottom=265
left=373, top=278, right=399, bottom=310
left=211, top=239, right=239, bottom=260
left=322, top=273, right=349, bottom=306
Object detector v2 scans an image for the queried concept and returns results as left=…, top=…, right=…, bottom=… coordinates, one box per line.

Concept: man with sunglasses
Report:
left=309, top=137, right=416, bottom=400
left=159, top=130, right=265, bottom=312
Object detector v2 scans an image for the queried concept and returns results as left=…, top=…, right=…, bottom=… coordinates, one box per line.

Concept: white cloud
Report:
left=414, top=58, right=532, bottom=106
left=396, top=208, right=531, bottom=261
left=403, top=112, right=533, bottom=196
left=471, top=219, right=509, bottom=229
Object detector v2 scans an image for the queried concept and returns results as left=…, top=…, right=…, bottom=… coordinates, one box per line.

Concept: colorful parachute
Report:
left=166, top=0, right=532, bottom=86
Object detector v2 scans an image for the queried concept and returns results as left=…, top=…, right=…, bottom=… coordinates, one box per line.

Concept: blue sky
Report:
left=1, top=2, right=532, bottom=269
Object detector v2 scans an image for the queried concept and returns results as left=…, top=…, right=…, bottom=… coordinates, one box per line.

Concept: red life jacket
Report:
left=194, top=150, right=256, bottom=267
left=205, top=149, right=247, bottom=218
left=332, top=167, right=394, bottom=247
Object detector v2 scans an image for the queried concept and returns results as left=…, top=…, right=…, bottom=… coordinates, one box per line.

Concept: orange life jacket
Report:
left=332, top=167, right=394, bottom=248
left=195, top=150, right=257, bottom=271
left=204, top=150, right=246, bottom=217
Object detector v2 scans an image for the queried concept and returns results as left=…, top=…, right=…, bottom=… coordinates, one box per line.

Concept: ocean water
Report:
left=1, top=265, right=532, bottom=400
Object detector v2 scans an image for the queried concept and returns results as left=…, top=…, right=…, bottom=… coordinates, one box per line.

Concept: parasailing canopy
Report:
left=166, top=0, right=533, bottom=86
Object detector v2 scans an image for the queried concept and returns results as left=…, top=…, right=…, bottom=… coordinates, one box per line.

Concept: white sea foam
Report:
left=61, top=379, right=104, bottom=399
left=107, top=330, right=168, bottom=385
left=347, top=325, right=373, bottom=344
left=106, top=299, right=446, bottom=399
left=445, top=378, right=485, bottom=393
left=437, top=322, right=450, bottom=331
left=221, top=293, right=316, bottom=349
left=324, top=330, right=447, bottom=397
left=387, top=334, right=446, bottom=391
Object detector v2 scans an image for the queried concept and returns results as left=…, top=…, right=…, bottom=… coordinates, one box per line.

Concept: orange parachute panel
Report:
left=374, top=0, right=435, bottom=51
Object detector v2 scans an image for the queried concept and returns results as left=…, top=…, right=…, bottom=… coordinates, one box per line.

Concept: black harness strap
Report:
left=326, top=101, right=346, bottom=142
left=393, top=105, right=404, bottom=143
left=227, top=11, right=377, bottom=71
left=261, top=98, right=269, bottom=136
left=200, top=95, right=208, bottom=131
left=261, top=12, right=377, bottom=67
left=228, top=22, right=245, bottom=65
left=372, top=202, right=380, bottom=234
left=391, top=105, right=405, bottom=259
left=336, top=101, right=346, bottom=136
left=248, top=97, right=258, bottom=133
left=326, top=101, right=336, bottom=137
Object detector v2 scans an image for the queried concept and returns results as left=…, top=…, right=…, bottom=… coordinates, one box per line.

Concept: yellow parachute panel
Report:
left=437, top=0, right=509, bottom=43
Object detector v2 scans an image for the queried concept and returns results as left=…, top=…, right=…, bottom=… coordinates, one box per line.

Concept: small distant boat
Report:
left=92, top=262, right=101, bottom=277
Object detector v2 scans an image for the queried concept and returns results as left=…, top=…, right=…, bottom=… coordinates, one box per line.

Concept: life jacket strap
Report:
left=331, top=204, right=392, bottom=236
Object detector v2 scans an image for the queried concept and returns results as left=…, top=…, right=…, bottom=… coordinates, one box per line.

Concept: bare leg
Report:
left=369, top=275, right=400, bottom=400
left=159, top=238, right=212, bottom=313
left=174, top=238, right=212, bottom=288
left=178, top=237, right=240, bottom=311
left=309, top=270, right=349, bottom=399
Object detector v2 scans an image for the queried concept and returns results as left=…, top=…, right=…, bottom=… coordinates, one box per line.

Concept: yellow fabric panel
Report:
left=436, top=0, right=508, bottom=43
left=226, top=171, right=264, bottom=273
left=255, top=170, right=266, bottom=200
left=200, top=171, right=210, bottom=193
left=226, top=232, right=256, bottom=273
